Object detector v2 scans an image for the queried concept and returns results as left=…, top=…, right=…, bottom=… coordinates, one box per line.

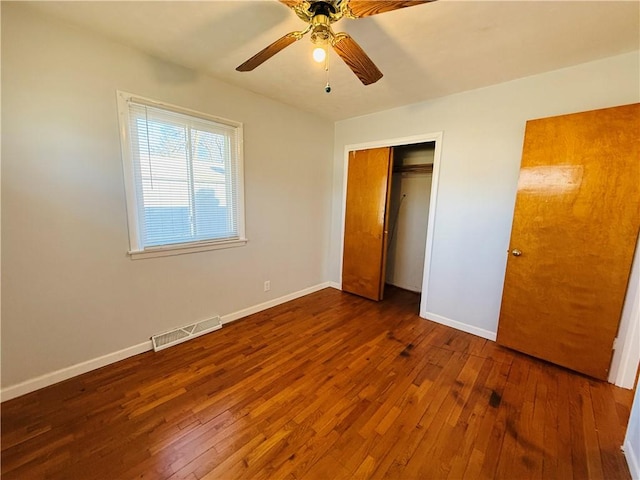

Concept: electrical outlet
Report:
left=264, top=280, right=271, bottom=292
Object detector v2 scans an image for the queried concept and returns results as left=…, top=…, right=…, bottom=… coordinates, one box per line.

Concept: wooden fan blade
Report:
left=346, top=0, right=434, bottom=18
left=236, top=33, right=301, bottom=72
left=332, top=33, right=383, bottom=85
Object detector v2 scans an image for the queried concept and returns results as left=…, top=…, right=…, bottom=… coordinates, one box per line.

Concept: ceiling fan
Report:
left=236, top=1, right=434, bottom=86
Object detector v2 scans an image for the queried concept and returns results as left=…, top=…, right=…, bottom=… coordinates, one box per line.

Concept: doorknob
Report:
left=511, top=249, right=522, bottom=257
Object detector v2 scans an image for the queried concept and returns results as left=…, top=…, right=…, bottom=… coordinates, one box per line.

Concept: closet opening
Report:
left=341, top=136, right=440, bottom=315
left=385, top=142, right=435, bottom=302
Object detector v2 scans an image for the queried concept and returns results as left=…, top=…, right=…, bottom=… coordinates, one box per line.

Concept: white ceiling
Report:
left=24, top=0, right=640, bottom=120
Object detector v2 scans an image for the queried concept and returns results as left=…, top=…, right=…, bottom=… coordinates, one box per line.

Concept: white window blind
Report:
left=118, top=92, right=245, bottom=257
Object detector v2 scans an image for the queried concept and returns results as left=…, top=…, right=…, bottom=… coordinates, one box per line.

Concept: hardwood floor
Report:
left=1, top=287, right=634, bottom=479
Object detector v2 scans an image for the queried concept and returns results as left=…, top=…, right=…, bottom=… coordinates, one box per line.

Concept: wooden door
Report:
left=497, top=103, right=640, bottom=380
left=342, top=147, right=393, bottom=301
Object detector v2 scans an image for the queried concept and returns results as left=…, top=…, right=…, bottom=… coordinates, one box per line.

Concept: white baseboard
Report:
left=421, top=310, right=497, bottom=341
left=625, top=438, right=640, bottom=480
left=1, top=282, right=338, bottom=402
left=221, top=282, right=337, bottom=324
left=0, top=341, right=153, bottom=402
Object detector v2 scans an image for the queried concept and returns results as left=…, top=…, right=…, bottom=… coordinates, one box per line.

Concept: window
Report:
left=117, top=92, right=246, bottom=258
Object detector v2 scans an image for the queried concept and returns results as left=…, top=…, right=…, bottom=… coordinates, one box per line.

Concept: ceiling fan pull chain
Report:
left=325, top=47, right=332, bottom=93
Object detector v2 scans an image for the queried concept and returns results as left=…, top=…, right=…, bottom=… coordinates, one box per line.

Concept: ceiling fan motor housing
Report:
left=309, top=1, right=338, bottom=17
left=311, top=14, right=332, bottom=44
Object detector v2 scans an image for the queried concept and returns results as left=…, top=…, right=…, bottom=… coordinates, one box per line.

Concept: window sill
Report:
left=128, top=238, right=248, bottom=260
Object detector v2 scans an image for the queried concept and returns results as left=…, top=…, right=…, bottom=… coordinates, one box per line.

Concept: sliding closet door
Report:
left=342, top=147, right=393, bottom=301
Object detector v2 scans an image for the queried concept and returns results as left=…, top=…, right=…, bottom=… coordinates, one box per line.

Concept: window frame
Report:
left=116, top=91, right=247, bottom=259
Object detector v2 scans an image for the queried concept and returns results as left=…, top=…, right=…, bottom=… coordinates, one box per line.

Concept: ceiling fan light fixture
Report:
left=313, top=46, right=327, bottom=63
left=237, top=0, right=434, bottom=84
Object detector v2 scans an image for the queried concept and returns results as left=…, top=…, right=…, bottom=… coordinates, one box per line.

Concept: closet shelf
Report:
left=392, top=163, right=433, bottom=174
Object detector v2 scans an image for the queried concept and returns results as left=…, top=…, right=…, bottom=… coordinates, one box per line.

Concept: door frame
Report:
left=339, top=132, right=443, bottom=316
left=609, top=234, right=640, bottom=388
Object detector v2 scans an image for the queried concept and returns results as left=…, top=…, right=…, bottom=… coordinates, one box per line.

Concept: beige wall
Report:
left=1, top=3, right=334, bottom=388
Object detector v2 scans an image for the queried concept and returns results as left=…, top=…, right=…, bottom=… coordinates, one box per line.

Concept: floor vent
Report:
left=151, top=316, right=222, bottom=352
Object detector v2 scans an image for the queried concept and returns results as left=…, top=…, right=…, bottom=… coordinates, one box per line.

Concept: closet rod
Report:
left=392, top=164, right=433, bottom=174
